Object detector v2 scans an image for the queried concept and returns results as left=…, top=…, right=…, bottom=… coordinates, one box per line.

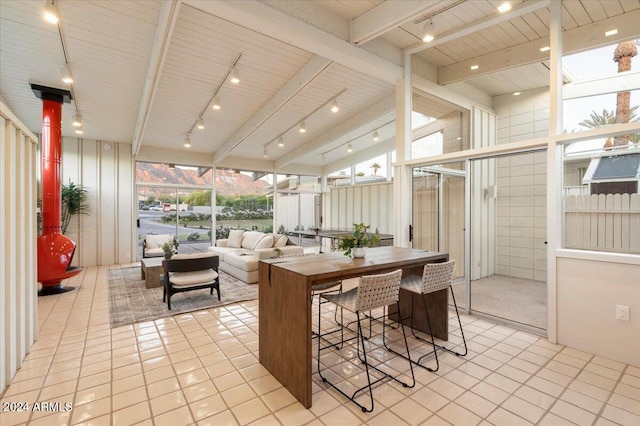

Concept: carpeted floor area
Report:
left=107, top=265, right=257, bottom=328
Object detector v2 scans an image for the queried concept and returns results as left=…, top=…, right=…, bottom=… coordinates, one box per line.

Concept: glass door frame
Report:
left=411, top=164, right=470, bottom=314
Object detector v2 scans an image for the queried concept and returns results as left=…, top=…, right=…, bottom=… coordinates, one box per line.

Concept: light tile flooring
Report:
left=1, top=265, right=639, bottom=426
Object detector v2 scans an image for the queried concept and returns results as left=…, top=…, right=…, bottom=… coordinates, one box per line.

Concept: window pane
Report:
left=355, top=154, right=387, bottom=183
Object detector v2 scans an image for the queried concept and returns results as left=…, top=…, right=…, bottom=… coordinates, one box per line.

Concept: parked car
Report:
left=149, top=206, right=163, bottom=211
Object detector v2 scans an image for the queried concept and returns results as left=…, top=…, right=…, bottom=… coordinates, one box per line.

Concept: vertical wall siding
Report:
left=62, top=138, right=135, bottom=267
left=1, top=103, right=38, bottom=393
left=322, top=182, right=394, bottom=234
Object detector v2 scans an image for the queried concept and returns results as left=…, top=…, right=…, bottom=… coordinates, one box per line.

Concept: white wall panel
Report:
left=322, top=182, right=394, bottom=234
left=1, top=102, right=38, bottom=393
left=62, top=138, right=135, bottom=267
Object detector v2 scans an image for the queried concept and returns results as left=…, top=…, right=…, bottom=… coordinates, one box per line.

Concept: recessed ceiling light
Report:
left=539, top=46, right=550, bottom=52
left=513, top=92, right=521, bottom=96
left=497, top=2, right=511, bottom=13
left=605, top=29, right=618, bottom=37
left=470, top=65, right=479, bottom=70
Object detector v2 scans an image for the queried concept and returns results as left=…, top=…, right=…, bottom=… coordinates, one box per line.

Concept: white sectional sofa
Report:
left=207, top=230, right=303, bottom=283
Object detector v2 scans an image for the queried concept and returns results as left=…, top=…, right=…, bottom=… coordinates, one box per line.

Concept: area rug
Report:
left=107, top=265, right=257, bottom=328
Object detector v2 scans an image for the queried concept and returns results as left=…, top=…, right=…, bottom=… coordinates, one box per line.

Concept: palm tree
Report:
left=370, top=162, right=381, bottom=177
left=613, top=40, right=638, bottom=145
left=578, top=107, right=639, bottom=145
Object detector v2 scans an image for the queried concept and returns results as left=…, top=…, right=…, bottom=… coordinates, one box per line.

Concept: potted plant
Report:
left=161, top=241, right=176, bottom=259
left=336, top=223, right=380, bottom=258
left=61, top=180, right=89, bottom=235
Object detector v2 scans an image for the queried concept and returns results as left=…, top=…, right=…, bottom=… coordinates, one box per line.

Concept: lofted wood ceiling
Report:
left=1, top=0, right=638, bottom=173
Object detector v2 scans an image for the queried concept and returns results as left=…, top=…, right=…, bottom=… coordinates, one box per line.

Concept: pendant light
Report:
left=197, top=118, right=205, bottom=129
left=230, top=68, right=240, bottom=84
left=212, top=96, right=221, bottom=110
left=373, top=130, right=379, bottom=141
left=278, top=136, right=284, bottom=147
left=72, top=114, right=82, bottom=127
left=298, top=122, right=306, bottom=133
left=347, top=143, right=353, bottom=153
left=184, top=135, right=191, bottom=148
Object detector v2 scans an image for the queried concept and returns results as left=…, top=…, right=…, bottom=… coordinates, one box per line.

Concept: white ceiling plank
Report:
left=275, top=95, right=396, bottom=168
left=132, top=0, right=181, bottom=155
left=184, top=0, right=402, bottom=85
left=350, top=0, right=441, bottom=45
left=213, top=56, right=334, bottom=163
left=438, top=9, right=640, bottom=84
left=406, top=0, right=550, bottom=55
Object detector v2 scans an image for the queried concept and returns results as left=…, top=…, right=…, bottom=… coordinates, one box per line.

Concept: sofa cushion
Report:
left=146, top=234, right=172, bottom=249
left=227, top=230, right=245, bottom=248
left=224, top=253, right=259, bottom=272
left=274, top=234, right=289, bottom=248
left=144, top=247, right=164, bottom=257
left=241, top=231, right=265, bottom=249
left=172, top=252, right=218, bottom=260
left=254, top=235, right=274, bottom=249
left=169, top=269, right=218, bottom=287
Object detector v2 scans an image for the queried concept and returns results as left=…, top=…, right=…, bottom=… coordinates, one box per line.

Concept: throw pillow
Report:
left=274, top=234, right=289, bottom=248
left=227, top=229, right=245, bottom=248
left=254, top=235, right=274, bottom=249
left=241, top=231, right=265, bottom=249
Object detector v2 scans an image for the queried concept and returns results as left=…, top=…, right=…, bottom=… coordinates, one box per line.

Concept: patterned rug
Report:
left=107, top=265, right=257, bottom=328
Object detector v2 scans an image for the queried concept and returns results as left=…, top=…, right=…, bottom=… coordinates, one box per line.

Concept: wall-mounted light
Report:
left=277, top=136, right=284, bottom=147
left=330, top=100, right=339, bottom=113
left=43, top=0, right=59, bottom=24
left=184, top=135, right=191, bottom=148
left=373, top=130, right=379, bottom=141
left=212, top=96, right=221, bottom=110
left=422, top=18, right=435, bottom=43
left=230, top=67, right=240, bottom=84
left=197, top=118, right=205, bottom=129
left=298, top=122, right=306, bottom=133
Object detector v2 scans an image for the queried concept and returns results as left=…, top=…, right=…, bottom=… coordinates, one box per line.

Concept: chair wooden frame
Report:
left=162, top=256, right=220, bottom=310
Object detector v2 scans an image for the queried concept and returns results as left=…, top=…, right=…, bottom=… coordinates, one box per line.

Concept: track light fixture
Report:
left=347, top=143, right=353, bottom=153
left=263, top=146, right=268, bottom=157
left=298, top=122, right=306, bottom=133
left=422, top=18, right=435, bottom=43
left=184, top=135, right=191, bottom=148
left=330, top=100, right=339, bottom=113
left=197, top=118, right=205, bottom=129
left=373, top=130, right=379, bottom=141
left=230, top=67, right=240, bottom=84
left=60, top=65, right=73, bottom=84
left=212, top=96, right=221, bottom=110
left=72, top=114, right=82, bottom=127
left=74, top=126, right=83, bottom=135
left=43, top=0, right=59, bottom=24
left=277, top=136, right=284, bottom=147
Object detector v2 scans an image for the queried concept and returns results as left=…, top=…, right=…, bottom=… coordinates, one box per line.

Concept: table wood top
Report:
left=264, top=246, right=447, bottom=282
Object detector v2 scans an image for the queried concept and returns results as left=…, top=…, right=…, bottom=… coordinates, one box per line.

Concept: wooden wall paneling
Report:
left=26, top=135, right=37, bottom=345
left=117, top=143, right=134, bottom=264
left=62, top=137, right=82, bottom=265
left=378, top=183, right=388, bottom=232
left=5, top=122, right=18, bottom=381
left=361, top=185, right=370, bottom=226
left=330, top=188, right=339, bottom=230
left=345, top=187, right=354, bottom=227
left=370, top=185, right=379, bottom=228
left=99, top=141, right=117, bottom=265
left=353, top=186, right=362, bottom=225
left=0, top=115, right=6, bottom=389
left=17, top=131, right=26, bottom=362
left=81, top=139, right=99, bottom=266
left=338, top=188, right=347, bottom=229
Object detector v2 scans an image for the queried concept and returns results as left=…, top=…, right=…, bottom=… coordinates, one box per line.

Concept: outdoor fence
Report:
left=564, top=193, right=640, bottom=254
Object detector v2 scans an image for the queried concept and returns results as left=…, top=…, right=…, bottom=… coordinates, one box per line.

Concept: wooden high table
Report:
left=258, top=246, right=449, bottom=408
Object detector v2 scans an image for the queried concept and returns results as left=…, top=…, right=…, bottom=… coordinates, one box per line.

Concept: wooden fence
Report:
left=564, top=193, right=640, bottom=253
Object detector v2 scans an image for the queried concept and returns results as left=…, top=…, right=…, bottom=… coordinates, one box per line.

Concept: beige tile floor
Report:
left=1, top=265, right=639, bottom=426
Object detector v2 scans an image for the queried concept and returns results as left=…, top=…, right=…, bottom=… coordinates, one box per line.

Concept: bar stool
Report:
left=317, top=269, right=415, bottom=413
left=396, top=259, right=467, bottom=372
left=311, top=280, right=343, bottom=344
